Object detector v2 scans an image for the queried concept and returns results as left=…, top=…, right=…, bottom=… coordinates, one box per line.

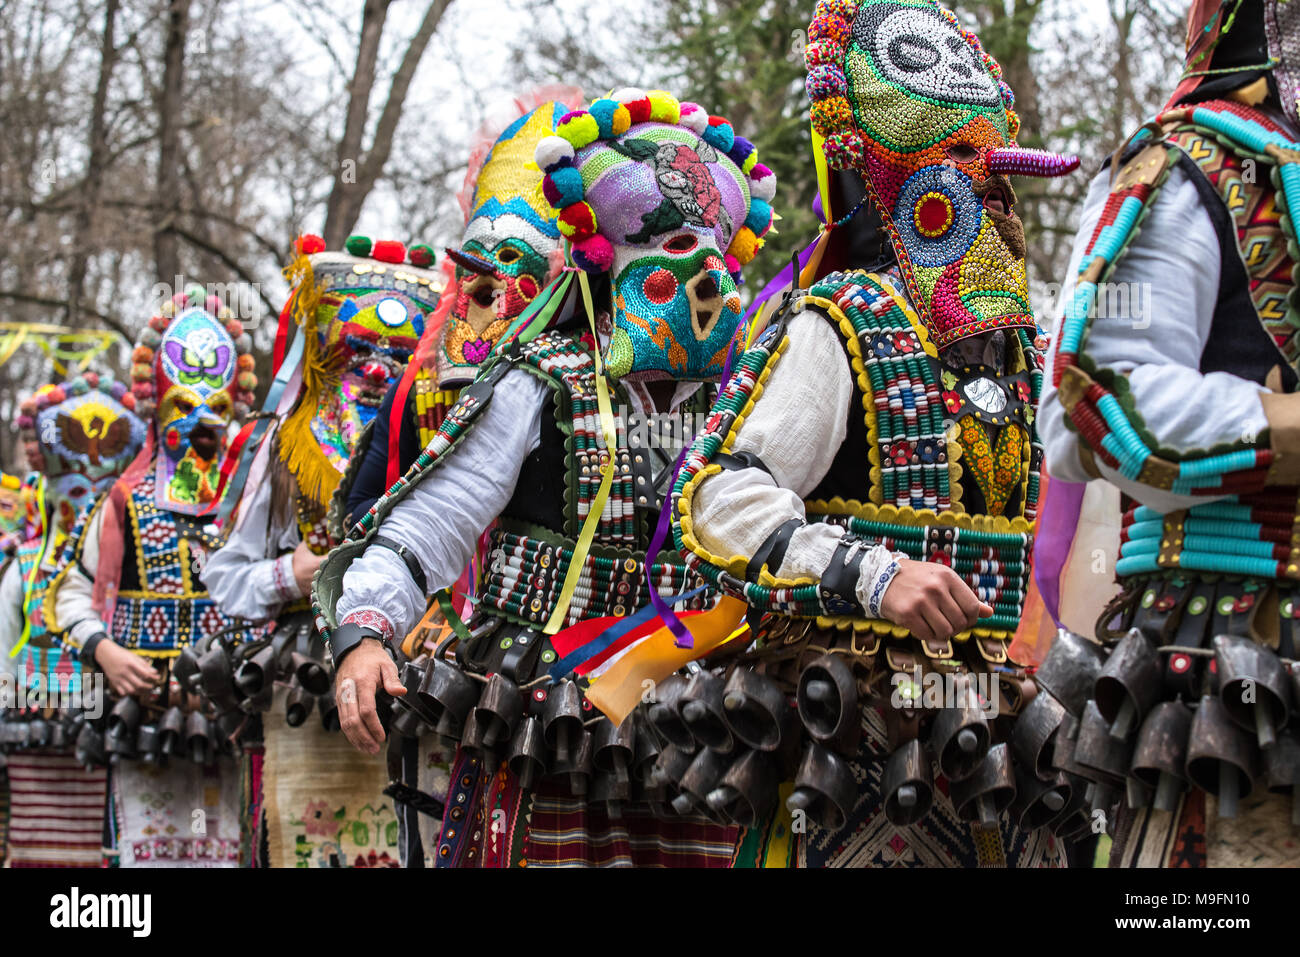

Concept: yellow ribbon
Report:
left=542, top=271, right=619, bottom=636
left=10, top=480, right=48, bottom=658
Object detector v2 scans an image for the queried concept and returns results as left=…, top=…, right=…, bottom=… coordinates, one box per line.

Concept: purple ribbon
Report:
left=1032, top=475, right=1087, bottom=628
left=645, top=448, right=695, bottom=648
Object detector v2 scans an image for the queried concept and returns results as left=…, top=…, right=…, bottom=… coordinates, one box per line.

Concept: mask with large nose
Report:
left=806, top=0, right=1077, bottom=350
left=536, top=90, right=777, bottom=381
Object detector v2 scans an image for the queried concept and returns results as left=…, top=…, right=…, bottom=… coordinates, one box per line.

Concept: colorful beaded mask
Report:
left=0, top=473, right=25, bottom=546
left=17, top=373, right=147, bottom=535
left=806, top=0, right=1076, bottom=350
left=437, top=102, right=571, bottom=388
left=131, top=288, right=257, bottom=516
left=279, top=235, right=441, bottom=505
left=1265, top=0, right=1300, bottom=126
left=536, top=89, right=777, bottom=381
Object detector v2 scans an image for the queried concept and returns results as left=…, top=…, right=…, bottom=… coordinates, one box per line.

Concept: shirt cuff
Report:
left=856, top=548, right=904, bottom=619
left=340, top=607, right=397, bottom=646
left=272, top=553, right=304, bottom=603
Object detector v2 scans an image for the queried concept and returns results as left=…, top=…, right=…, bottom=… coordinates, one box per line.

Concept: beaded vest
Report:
left=675, top=270, right=1043, bottom=660
left=479, top=329, right=714, bottom=631
left=109, top=470, right=256, bottom=654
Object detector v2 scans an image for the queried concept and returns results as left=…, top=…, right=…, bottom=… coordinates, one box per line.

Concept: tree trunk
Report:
left=154, top=0, right=191, bottom=287
left=67, top=0, right=120, bottom=327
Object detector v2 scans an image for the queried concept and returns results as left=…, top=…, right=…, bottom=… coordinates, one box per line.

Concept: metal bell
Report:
left=541, top=679, right=584, bottom=768
left=184, top=710, right=214, bottom=766
left=1009, top=766, right=1073, bottom=830
left=593, top=717, right=636, bottom=799
left=106, top=696, right=140, bottom=757
left=796, top=653, right=859, bottom=755
left=391, top=656, right=437, bottom=732
left=285, top=687, right=316, bottom=728
left=172, top=645, right=202, bottom=695
left=786, top=741, right=858, bottom=831
left=677, top=670, right=735, bottom=754
left=197, top=641, right=237, bottom=711
left=672, top=746, right=731, bottom=816
left=27, top=717, right=50, bottom=749
left=881, top=738, right=935, bottom=827
left=1185, top=694, right=1260, bottom=818
left=75, top=722, right=107, bottom=767
left=290, top=651, right=331, bottom=697
left=1045, top=774, right=1093, bottom=840
left=721, top=668, right=793, bottom=752
left=929, top=674, right=991, bottom=782
left=1073, top=700, right=1134, bottom=784
left=1051, top=711, right=1084, bottom=777
left=1012, top=691, right=1066, bottom=780
left=705, top=750, right=778, bottom=827
left=565, top=729, right=594, bottom=797
left=1035, top=628, right=1106, bottom=716
left=1094, top=628, right=1162, bottom=741
left=135, top=723, right=161, bottom=764
left=318, top=687, right=341, bottom=733
left=235, top=642, right=278, bottom=697
left=631, top=712, right=662, bottom=782
left=646, top=673, right=696, bottom=752
left=652, top=743, right=696, bottom=792
left=507, top=715, right=547, bottom=791
left=949, top=743, right=1017, bottom=829
left=1213, top=635, right=1292, bottom=751
left=1130, top=700, right=1192, bottom=813
left=159, top=706, right=186, bottom=758
left=1264, top=731, right=1300, bottom=827
left=471, top=673, right=524, bottom=751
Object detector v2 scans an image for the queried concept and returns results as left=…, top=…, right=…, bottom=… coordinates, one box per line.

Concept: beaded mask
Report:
left=279, top=235, right=440, bottom=505
left=1265, top=0, right=1300, bottom=125
left=131, top=288, right=257, bottom=516
left=536, top=89, right=777, bottom=381
left=805, top=0, right=1076, bottom=350
left=17, top=374, right=146, bottom=538
left=437, top=102, right=571, bottom=388
left=0, top=474, right=25, bottom=544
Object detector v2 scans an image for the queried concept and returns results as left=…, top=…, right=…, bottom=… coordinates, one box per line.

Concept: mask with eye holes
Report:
left=805, top=0, right=1077, bottom=350
left=535, top=89, right=777, bottom=382
left=436, top=102, right=572, bottom=388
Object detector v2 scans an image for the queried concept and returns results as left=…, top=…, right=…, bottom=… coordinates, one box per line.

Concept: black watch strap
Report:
left=79, top=632, right=109, bottom=668
left=370, top=536, right=428, bottom=594
left=329, top=623, right=385, bottom=666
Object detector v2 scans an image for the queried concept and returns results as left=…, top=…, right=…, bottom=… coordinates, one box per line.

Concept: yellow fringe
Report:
left=278, top=401, right=340, bottom=509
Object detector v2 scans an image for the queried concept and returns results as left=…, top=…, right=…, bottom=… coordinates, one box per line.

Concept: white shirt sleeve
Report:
left=1039, top=165, right=1270, bottom=511
left=689, top=311, right=904, bottom=613
left=200, top=477, right=304, bottom=622
left=54, top=503, right=107, bottom=649
left=0, top=560, right=23, bottom=677
left=336, top=367, right=548, bottom=641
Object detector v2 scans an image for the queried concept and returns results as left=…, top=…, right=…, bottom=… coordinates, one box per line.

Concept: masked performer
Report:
left=0, top=374, right=145, bottom=867
left=1037, top=0, right=1300, bottom=868
left=44, top=288, right=260, bottom=867
left=200, top=235, right=438, bottom=868
left=342, top=95, right=577, bottom=528
left=315, top=88, right=778, bottom=867
left=668, top=0, right=1082, bottom=867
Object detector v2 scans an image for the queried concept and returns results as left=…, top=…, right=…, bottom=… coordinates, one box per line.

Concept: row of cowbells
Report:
left=1024, top=628, right=1300, bottom=825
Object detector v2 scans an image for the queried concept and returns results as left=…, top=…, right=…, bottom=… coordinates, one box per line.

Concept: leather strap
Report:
left=746, top=518, right=803, bottom=583
left=715, top=450, right=773, bottom=478
left=820, top=537, right=869, bottom=617
left=371, top=536, right=428, bottom=594
left=327, top=622, right=385, bottom=666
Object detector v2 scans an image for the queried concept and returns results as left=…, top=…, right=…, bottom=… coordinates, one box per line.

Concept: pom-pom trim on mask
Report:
left=534, top=89, right=778, bottom=282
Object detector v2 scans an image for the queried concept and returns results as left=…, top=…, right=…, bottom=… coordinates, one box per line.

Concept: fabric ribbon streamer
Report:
left=541, top=271, right=617, bottom=635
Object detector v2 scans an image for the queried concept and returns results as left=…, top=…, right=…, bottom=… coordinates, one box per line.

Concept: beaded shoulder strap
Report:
left=1054, top=100, right=1300, bottom=498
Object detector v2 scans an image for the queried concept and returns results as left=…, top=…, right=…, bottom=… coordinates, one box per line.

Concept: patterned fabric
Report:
left=413, top=376, right=460, bottom=447
left=261, top=703, right=399, bottom=868
left=4, top=751, right=107, bottom=867
left=109, top=471, right=255, bottom=654
left=1053, top=99, right=1300, bottom=504
left=112, top=758, right=242, bottom=867
left=799, top=707, right=1065, bottom=867
left=13, top=540, right=82, bottom=694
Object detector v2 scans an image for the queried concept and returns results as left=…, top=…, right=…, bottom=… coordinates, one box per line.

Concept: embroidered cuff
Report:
left=855, top=546, right=904, bottom=619
left=272, top=553, right=303, bottom=603
left=340, top=607, right=397, bottom=646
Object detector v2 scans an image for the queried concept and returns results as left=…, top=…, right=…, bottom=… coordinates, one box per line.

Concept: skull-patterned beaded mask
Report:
left=805, top=0, right=1076, bottom=350
left=535, top=89, right=777, bottom=381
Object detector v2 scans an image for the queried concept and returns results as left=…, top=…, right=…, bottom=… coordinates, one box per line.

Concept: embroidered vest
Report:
left=111, top=471, right=257, bottom=654
left=478, top=329, right=714, bottom=631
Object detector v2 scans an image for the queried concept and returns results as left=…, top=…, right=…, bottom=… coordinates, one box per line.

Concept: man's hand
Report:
left=879, top=557, right=994, bottom=643
left=335, top=638, right=406, bottom=755
left=291, top=541, right=325, bottom=595
left=93, top=640, right=161, bottom=697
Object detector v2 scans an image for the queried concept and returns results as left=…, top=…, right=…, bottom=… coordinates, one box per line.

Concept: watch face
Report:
left=963, top=375, right=1007, bottom=415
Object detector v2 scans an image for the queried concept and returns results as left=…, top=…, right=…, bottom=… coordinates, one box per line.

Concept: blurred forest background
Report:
left=0, top=0, right=1189, bottom=469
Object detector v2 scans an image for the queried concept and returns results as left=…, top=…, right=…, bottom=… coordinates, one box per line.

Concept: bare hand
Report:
left=335, top=638, right=405, bottom=755
left=291, top=541, right=325, bottom=595
left=94, top=640, right=161, bottom=697
left=880, top=557, right=994, bottom=643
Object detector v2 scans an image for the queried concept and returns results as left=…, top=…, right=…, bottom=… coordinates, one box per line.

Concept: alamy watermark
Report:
left=0, top=671, right=105, bottom=718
